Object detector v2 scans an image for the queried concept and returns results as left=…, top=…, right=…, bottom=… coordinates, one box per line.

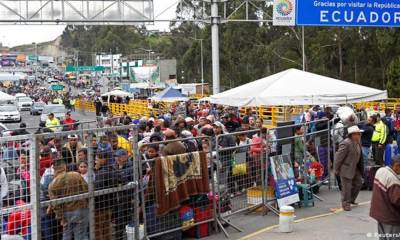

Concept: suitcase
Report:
left=185, top=206, right=212, bottom=239
left=363, top=165, right=380, bottom=191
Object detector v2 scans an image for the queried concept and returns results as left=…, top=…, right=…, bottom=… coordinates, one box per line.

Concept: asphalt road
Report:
left=3, top=108, right=97, bottom=133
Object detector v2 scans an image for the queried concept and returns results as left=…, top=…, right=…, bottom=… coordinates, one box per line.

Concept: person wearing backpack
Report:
left=382, top=109, right=395, bottom=145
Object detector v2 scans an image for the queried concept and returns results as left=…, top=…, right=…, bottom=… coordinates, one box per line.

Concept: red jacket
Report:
left=250, top=136, right=266, bottom=158
left=7, top=200, right=31, bottom=236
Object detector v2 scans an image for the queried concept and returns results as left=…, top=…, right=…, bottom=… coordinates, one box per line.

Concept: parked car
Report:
left=15, top=93, right=27, bottom=101
left=16, top=97, right=33, bottom=111
left=30, top=102, right=45, bottom=115
left=40, top=104, right=67, bottom=123
left=0, top=105, right=21, bottom=123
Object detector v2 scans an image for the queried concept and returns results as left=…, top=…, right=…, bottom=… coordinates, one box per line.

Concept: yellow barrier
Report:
left=76, top=98, right=400, bottom=127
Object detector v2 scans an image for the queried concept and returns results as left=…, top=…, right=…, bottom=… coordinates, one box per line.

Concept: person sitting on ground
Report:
left=370, top=155, right=400, bottom=238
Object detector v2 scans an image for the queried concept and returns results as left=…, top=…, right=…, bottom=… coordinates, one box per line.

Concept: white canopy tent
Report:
left=210, top=69, right=388, bottom=107
left=101, top=89, right=133, bottom=103
left=0, top=91, right=15, bottom=102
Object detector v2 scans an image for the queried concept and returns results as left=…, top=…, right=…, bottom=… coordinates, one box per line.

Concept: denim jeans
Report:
left=362, top=146, right=370, bottom=168
left=62, top=208, right=89, bottom=240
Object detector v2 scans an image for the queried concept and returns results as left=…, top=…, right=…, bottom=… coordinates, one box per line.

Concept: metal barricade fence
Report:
left=0, top=125, right=139, bottom=240
left=214, top=128, right=279, bottom=237
left=8, top=120, right=98, bottom=135
left=265, top=119, right=332, bottom=208
left=139, top=136, right=218, bottom=240
left=0, top=119, right=339, bottom=240
left=34, top=125, right=138, bottom=240
left=0, top=134, right=37, bottom=240
left=216, top=129, right=265, bottom=215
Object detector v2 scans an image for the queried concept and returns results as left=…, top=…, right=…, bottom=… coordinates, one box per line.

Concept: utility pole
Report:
left=211, top=0, right=220, bottom=94
left=200, top=39, right=204, bottom=96
left=75, top=50, right=79, bottom=82
left=191, top=37, right=205, bottom=96
left=110, top=48, right=114, bottom=88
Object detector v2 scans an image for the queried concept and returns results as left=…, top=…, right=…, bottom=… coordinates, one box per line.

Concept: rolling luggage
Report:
left=363, top=165, right=380, bottom=191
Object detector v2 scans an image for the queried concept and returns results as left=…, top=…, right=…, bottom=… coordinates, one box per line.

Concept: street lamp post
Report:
left=190, top=37, right=205, bottom=96
left=32, top=42, right=38, bottom=74
left=139, top=48, right=154, bottom=62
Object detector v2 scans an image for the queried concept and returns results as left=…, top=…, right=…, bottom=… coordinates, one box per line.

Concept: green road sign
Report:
left=28, top=55, right=37, bottom=61
left=65, top=65, right=105, bottom=72
left=51, top=84, right=65, bottom=91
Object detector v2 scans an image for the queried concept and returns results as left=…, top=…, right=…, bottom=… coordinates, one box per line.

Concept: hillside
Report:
left=10, top=36, right=68, bottom=61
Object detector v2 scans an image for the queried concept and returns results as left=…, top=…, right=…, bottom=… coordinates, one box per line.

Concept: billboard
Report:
left=297, top=0, right=400, bottom=27
left=273, top=0, right=400, bottom=27
left=130, top=61, right=162, bottom=87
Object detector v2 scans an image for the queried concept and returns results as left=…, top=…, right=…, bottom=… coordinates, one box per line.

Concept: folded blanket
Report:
left=155, top=151, right=209, bottom=216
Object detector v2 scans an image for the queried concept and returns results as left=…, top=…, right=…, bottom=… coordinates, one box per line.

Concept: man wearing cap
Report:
left=45, top=113, right=60, bottom=132
left=48, top=159, right=89, bottom=240
left=113, top=149, right=135, bottom=240
left=334, top=125, right=364, bottom=211
left=62, top=134, right=85, bottom=171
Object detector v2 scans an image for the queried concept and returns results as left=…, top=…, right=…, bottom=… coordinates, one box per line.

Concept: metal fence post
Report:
left=260, top=129, right=266, bottom=212
left=30, top=134, right=41, bottom=240
left=327, top=119, right=332, bottom=190
left=303, top=122, right=308, bottom=185
left=332, top=124, right=338, bottom=188
left=208, top=137, right=219, bottom=233
left=86, top=133, right=96, bottom=240
left=132, top=126, right=141, bottom=240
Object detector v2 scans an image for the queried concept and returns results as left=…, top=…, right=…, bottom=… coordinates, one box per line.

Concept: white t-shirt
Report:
left=1, top=167, right=8, bottom=199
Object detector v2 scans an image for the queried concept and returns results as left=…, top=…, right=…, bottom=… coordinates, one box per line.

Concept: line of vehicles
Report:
left=0, top=93, right=67, bottom=124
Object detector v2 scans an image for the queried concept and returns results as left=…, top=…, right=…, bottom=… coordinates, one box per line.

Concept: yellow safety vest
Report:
left=371, top=121, right=387, bottom=145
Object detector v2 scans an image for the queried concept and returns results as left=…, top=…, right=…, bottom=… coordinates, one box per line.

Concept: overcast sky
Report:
left=0, top=0, right=177, bottom=47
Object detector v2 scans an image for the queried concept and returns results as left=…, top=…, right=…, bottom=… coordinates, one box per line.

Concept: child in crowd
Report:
left=78, top=161, right=89, bottom=183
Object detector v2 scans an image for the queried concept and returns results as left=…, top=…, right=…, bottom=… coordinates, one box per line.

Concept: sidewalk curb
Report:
left=239, top=201, right=371, bottom=240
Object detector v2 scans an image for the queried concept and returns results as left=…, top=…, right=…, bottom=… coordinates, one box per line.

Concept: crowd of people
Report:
left=1, top=88, right=400, bottom=239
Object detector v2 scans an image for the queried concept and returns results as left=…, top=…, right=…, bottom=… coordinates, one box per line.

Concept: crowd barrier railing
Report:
left=1, top=118, right=337, bottom=240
